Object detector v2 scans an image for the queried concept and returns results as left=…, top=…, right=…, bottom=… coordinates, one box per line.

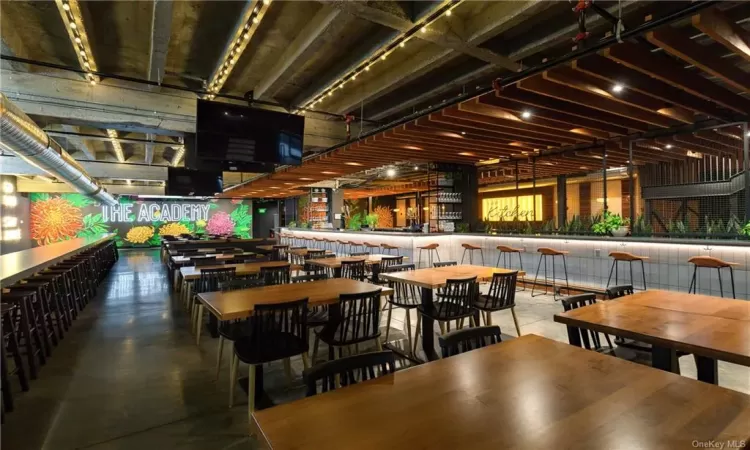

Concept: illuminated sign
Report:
left=482, top=195, right=542, bottom=222
left=101, top=203, right=211, bottom=223
left=258, top=208, right=267, bottom=214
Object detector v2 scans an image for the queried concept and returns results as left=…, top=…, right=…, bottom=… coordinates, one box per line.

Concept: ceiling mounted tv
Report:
left=166, top=167, right=223, bottom=196
left=196, top=100, right=304, bottom=167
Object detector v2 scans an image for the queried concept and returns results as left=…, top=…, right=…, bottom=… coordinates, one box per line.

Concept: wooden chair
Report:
left=418, top=276, right=478, bottom=335
left=688, top=256, right=737, bottom=298
left=438, top=326, right=501, bottom=358
left=561, top=294, right=615, bottom=355
left=260, top=264, right=291, bottom=286
left=460, top=243, right=485, bottom=265
left=1, top=304, right=29, bottom=413
left=607, top=251, right=648, bottom=290
left=474, top=272, right=521, bottom=336
left=383, top=264, right=421, bottom=355
left=231, top=298, right=310, bottom=417
left=341, top=259, right=366, bottom=281
left=192, top=267, right=237, bottom=343
left=293, top=273, right=330, bottom=356
left=271, top=245, right=289, bottom=262
left=193, top=256, right=219, bottom=266
left=313, top=289, right=383, bottom=363
left=433, top=261, right=457, bottom=268
left=303, top=351, right=395, bottom=397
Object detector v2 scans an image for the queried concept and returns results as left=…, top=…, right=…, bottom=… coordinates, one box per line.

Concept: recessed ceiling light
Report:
left=300, top=177, right=313, bottom=181
left=521, top=111, right=532, bottom=119
left=399, top=42, right=405, bottom=48
left=344, top=162, right=363, bottom=166
left=461, top=131, right=466, bottom=135
left=445, top=9, right=452, bottom=16
left=611, top=83, right=624, bottom=93
left=420, top=26, right=427, bottom=33
left=665, top=144, right=673, bottom=149
left=458, top=152, right=475, bottom=156
left=413, top=166, right=419, bottom=170
left=381, top=54, right=386, bottom=61
left=386, top=168, right=396, bottom=177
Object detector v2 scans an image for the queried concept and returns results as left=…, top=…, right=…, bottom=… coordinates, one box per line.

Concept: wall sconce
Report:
left=2, top=229, right=21, bottom=241
left=392, top=208, right=400, bottom=212
left=2, top=181, right=14, bottom=194
left=2, top=195, right=18, bottom=207
left=2, top=216, right=18, bottom=228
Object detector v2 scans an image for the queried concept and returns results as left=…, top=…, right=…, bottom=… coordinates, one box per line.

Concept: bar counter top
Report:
left=1, top=233, right=114, bottom=287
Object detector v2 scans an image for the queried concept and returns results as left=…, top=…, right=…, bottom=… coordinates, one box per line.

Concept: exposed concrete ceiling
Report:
left=1, top=0, right=677, bottom=189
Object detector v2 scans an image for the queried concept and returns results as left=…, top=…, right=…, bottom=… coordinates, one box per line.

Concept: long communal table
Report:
left=380, top=264, right=525, bottom=361
left=252, top=334, right=750, bottom=449
left=306, top=254, right=409, bottom=282
left=554, top=289, right=750, bottom=384
left=1, top=234, right=115, bottom=288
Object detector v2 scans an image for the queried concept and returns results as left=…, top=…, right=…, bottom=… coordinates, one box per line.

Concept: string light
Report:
left=106, top=129, right=125, bottom=162
left=56, top=0, right=99, bottom=84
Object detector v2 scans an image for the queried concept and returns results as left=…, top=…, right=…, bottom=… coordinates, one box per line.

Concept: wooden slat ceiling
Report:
left=224, top=6, right=750, bottom=199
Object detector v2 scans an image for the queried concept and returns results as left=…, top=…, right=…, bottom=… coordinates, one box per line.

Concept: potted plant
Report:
left=592, top=212, right=629, bottom=237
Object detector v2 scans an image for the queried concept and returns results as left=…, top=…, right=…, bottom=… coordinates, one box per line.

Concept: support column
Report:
left=602, top=147, right=608, bottom=213
left=557, top=175, right=567, bottom=228
left=629, top=140, right=635, bottom=221
left=744, top=122, right=750, bottom=220
left=532, top=158, right=537, bottom=221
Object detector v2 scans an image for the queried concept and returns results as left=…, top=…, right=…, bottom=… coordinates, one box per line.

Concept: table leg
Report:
left=566, top=326, right=582, bottom=348
left=333, top=267, right=342, bottom=278
left=695, top=355, right=718, bottom=384
left=196, top=304, right=204, bottom=345
left=420, top=287, right=438, bottom=361
left=371, top=263, right=381, bottom=283
left=652, top=346, right=679, bottom=374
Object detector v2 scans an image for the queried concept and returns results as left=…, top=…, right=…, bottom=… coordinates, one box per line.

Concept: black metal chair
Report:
left=293, top=273, right=330, bottom=350
left=192, top=267, right=236, bottom=343
left=606, top=284, right=634, bottom=299
left=260, top=264, right=291, bottom=286
left=231, top=298, right=309, bottom=413
left=214, top=278, right=265, bottom=385
left=313, top=289, right=383, bottom=363
left=350, top=251, right=370, bottom=257
left=474, top=271, right=521, bottom=336
left=375, top=256, right=404, bottom=284
left=561, top=294, right=615, bottom=355
left=418, top=276, right=478, bottom=335
left=438, top=325, right=502, bottom=358
left=433, top=261, right=457, bottom=268
left=271, top=245, right=289, bottom=262
left=383, top=264, right=421, bottom=355
left=341, top=259, right=366, bottom=281
left=303, top=351, right=396, bottom=397
left=1, top=304, right=29, bottom=414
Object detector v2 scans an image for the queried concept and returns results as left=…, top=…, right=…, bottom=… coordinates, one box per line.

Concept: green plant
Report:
left=591, top=211, right=627, bottom=235
left=667, top=219, right=687, bottom=235
left=365, top=213, right=379, bottom=228
left=705, top=216, right=725, bottom=236
left=740, top=221, right=750, bottom=237
left=288, top=220, right=297, bottom=228
left=632, top=214, right=653, bottom=236
left=541, top=219, right=556, bottom=233
left=299, top=221, right=309, bottom=229
left=456, top=222, right=470, bottom=233
left=347, top=212, right=363, bottom=230
left=727, top=214, right=743, bottom=234
left=522, top=222, right=533, bottom=235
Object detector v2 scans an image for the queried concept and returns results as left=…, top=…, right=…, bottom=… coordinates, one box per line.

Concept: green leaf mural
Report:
left=76, top=212, right=109, bottom=238
left=29, top=193, right=50, bottom=202
left=61, top=193, right=96, bottom=208
left=230, top=203, right=252, bottom=238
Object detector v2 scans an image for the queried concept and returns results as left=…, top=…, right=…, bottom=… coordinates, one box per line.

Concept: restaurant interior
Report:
left=1, top=0, right=750, bottom=448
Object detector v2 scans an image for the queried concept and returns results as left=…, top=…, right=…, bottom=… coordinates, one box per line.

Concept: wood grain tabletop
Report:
left=554, top=290, right=750, bottom=366
left=179, top=261, right=300, bottom=280
left=379, top=264, right=525, bottom=289
left=171, top=252, right=255, bottom=264
left=198, top=278, right=393, bottom=321
left=306, top=254, right=408, bottom=269
left=252, top=334, right=750, bottom=450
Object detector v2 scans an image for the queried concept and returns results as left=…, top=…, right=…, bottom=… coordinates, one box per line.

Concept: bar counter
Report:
left=280, top=227, right=750, bottom=299
left=0, top=233, right=114, bottom=287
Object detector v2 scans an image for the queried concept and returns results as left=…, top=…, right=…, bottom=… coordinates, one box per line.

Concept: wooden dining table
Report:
left=170, top=251, right=255, bottom=265
left=380, top=264, right=525, bottom=361
left=554, top=289, right=750, bottom=384
left=252, top=334, right=750, bottom=449
left=306, top=254, right=409, bottom=281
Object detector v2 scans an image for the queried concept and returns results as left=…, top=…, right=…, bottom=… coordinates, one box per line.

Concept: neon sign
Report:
left=102, top=203, right=211, bottom=223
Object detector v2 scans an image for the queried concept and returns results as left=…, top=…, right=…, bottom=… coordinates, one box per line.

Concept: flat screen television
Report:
left=195, top=100, right=304, bottom=167
left=166, top=167, right=223, bottom=196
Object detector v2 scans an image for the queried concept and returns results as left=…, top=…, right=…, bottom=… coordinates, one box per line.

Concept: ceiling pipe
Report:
left=0, top=93, right=117, bottom=205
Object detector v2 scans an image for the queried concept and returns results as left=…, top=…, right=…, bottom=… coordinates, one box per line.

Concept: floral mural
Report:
left=28, top=194, right=252, bottom=248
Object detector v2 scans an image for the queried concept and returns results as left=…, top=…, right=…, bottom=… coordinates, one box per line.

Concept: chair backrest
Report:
left=350, top=252, right=370, bottom=256
left=330, top=289, right=382, bottom=344
left=341, top=259, right=366, bottom=281
left=194, top=256, right=219, bottom=267
left=303, top=249, right=328, bottom=273
left=386, top=263, right=419, bottom=307
left=245, top=298, right=309, bottom=360
left=380, top=255, right=404, bottom=272
left=438, top=326, right=502, bottom=358
left=561, top=293, right=608, bottom=351
left=303, top=351, right=396, bottom=397
left=163, top=235, right=178, bottom=242
left=272, top=245, right=289, bottom=261
left=179, top=250, right=200, bottom=256
left=484, top=272, right=518, bottom=309
left=196, top=267, right=237, bottom=293
left=221, top=248, right=243, bottom=254
left=220, top=278, right=264, bottom=292
left=433, top=261, right=457, bottom=268
left=606, top=285, right=634, bottom=299
left=435, top=276, right=478, bottom=317
left=260, top=264, right=291, bottom=286
left=292, top=273, right=329, bottom=283
left=307, top=249, right=327, bottom=259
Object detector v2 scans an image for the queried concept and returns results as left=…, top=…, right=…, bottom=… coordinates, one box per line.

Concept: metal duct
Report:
left=0, top=93, right=116, bottom=205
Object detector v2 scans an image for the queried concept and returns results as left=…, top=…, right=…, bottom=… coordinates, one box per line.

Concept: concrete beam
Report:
left=17, top=178, right=165, bottom=196
left=148, top=0, right=173, bottom=85
left=145, top=133, right=155, bottom=165
left=1, top=155, right=169, bottom=180
left=0, top=70, right=349, bottom=148
left=254, top=5, right=343, bottom=100
left=58, top=125, right=96, bottom=160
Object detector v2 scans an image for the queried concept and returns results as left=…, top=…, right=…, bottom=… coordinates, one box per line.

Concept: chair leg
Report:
left=729, top=267, right=736, bottom=299
left=717, top=268, right=724, bottom=298
left=531, top=255, right=544, bottom=297
left=606, top=260, right=616, bottom=288
left=486, top=311, right=492, bottom=326
left=404, top=310, right=413, bottom=355
left=247, top=364, right=256, bottom=421
left=283, top=358, right=293, bottom=386
left=461, top=248, right=466, bottom=264
left=301, top=352, right=310, bottom=370
left=688, top=266, right=697, bottom=293
left=480, top=250, right=485, bottom=266
left=195, top=304, right=204, bottom=346
left=384, top=302, right=393, bottom=342
left=216, top=335, right=224, bottom=379
left=496, top=253, right=502, bottom=268
left=439, top=321, right=445, bottom=334
left=641, top=260, right=647, bottom=290
left=434, top=249, right=440, bottom=262
left=229, top=354, right=238, bottom=408
left=469, top=316, right=476, bottom=327
left=312, top=335, right=321, bottom=363
left=413, top=317, right=421, bottom=355
left=510, top=307, right=521, bottom=337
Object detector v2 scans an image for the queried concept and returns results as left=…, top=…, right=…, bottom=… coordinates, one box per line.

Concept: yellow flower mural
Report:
left=159, top=222, right=190, bottom=237
left=126, top=226, right=154, bottom=244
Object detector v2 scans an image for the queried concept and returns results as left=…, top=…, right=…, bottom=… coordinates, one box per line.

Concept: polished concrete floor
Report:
left=3, top=250, right=748, bottom=449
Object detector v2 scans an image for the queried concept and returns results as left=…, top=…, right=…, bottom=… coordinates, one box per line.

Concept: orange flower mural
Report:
left=30, top=197, right=84, bottom=245
left=372, top=205, right=394, bottom=228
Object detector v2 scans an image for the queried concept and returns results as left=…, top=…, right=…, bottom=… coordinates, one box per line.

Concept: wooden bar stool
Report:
left=312, top=237, right=325, bottom=249
left=417, top=244, right=440, bottom=268
left=460, top=243, right=484, bottom=265
left=496, top=245, right=524, bottom=271
left=363, top=242, right=381, bottom=253
left=607, top=252, right=648, bottom=290
left=531, top=247, right=569, bottom=300
left=381, top=243, right=399, bottom=255
left=688, top=256, right=738, bottom=298
left=323, top=238, right=335, bottom=252
left=348, top=241, right=365, bottom=254
left=336, top=240, right=350, bottom=256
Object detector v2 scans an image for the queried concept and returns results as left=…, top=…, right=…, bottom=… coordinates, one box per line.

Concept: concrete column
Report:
left=557, top=175, right=567, bottom=228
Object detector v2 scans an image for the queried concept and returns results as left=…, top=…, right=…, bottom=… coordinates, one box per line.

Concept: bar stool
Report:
left=312, top=237, right=325, bottom=249
left=349, top=241, right=365, bottom=254
left=381, top=243, right=399, bottom=255
left=363, top=242, right=381, bottom=254
left=336, top=240, right=350, bottom=256
left=496, top=245, right=525, bottom=291
left=460, top=243, right=484, bottom=265
left=607, top=251, right=648, bottom=290
left=323, top=238, right=336, bottom=253
left=1, top=290, right=46, bottom=379
left=688, top=256, right=737, bottom=298
left=531, top=247, right=569, bottom=300
left=417, top=244, right=440, bottom=268
left=2, top=303, right=30, bottom=414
